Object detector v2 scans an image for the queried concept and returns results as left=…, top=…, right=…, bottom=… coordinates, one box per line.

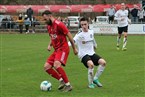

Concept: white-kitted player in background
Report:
left=69, top=17, right=106, bottom=88
left=114, top=3, right=130, bottom=51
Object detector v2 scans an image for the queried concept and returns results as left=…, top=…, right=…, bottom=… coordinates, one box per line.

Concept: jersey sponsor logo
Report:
left=82, top=40, right=93, bottom=44
left=78, top=35, right=93, bottom=44
left=50, top=34, right=57, bottom=39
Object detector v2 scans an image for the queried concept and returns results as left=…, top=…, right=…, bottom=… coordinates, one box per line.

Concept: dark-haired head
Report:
left=79, top=17, right=89, bottom=23
left=79, top=17, right=89, bottom=32
left=42, top=10, right=52, bottom=16
left=42, top=10, right=53, bottom=25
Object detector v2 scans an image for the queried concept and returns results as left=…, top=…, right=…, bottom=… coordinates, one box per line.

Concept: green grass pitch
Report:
left=0, top=33, right=144, bottom=97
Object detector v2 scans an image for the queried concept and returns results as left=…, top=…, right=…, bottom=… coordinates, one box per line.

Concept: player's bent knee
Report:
left=98, top=59, right=106, bottom=66
left=124, top=35, right=127, bottom=38
left=44, top=63, right=52, bottom=71
left=54, top=61, right=61, bottom=69
left=88, top=65, right=94, bottom=69
left=124, top=33, right=127, bottom=37
left=87, top=60, right=94, bottom=69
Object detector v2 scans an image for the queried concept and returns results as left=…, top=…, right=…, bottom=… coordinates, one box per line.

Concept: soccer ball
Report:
left=40, top=81, right=52, bottom=91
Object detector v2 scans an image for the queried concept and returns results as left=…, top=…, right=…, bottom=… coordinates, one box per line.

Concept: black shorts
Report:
left=118, top=26, right=128, bottom=34
left=81, top=54, right=101, bottom=68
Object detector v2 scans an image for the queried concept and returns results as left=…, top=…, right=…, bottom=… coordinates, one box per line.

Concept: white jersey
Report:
left=73, top=29, right=97, bottom=60
left=114, top=9, right=129, bottom=27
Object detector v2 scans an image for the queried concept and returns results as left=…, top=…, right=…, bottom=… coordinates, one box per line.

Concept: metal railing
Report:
left=0, top=21, right=79, bottom=33
left=0, top=20, right=144, bottom=33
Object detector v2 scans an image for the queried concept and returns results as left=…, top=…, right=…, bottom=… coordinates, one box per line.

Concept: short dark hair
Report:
left=42, top=10, right=52, bottom=16
left=79, top=17, right=89, bottom=22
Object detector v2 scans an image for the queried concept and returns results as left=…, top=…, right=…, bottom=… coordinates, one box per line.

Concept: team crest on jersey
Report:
left=82, top=41, right=86, bottom=44
left=50, top=34, right=57, bottom=39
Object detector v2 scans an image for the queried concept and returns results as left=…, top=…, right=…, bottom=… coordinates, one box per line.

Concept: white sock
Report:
left=59, top=78, right=63, bottom=82
left=123, top=37, right=127, bottom=48
left=117, top=36, right=121, bottom=46
left=65, top=82, right=70, bottom=86
left=94, top=65, right=105, bottom=80
left=88, top=68, right=94, bottom=84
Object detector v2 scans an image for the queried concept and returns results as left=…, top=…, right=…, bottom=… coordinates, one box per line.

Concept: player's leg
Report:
left=117, top=27, right=123, bottom=50
left=122, top=26, right=128, bottom=51
left=44, top=62, right=62, bottom=80
left=54, top=50, right=72, bottom=92
left=94, top=58, right=106, bottom=87
left=87, top=60, right=95, bottom=88
left=91, top=54, right=106, bottom=87
left=53, top=61, right=72, bottom=92
left=117, top=34, right=122, bottom=50
left=44, top=53, right=63, bottom=84
left=122, top=32, right=127, bottom=50
left=82, top=55, right=95, bottom=88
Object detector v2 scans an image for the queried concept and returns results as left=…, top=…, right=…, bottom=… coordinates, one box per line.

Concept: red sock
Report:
left=56, top=67, right=69, bottom=83
left=46, top=68, right=61, bottom=80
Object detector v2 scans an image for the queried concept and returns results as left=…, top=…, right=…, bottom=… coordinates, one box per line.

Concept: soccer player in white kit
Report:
left=114, top=3, right=129, bottom=51
left=70, top=17, right=106, bottom=88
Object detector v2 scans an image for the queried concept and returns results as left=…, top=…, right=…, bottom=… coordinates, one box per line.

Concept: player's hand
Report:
left=128, top=19, right=131, bottom=25
left=47, top=45, right=52, bottom=51
left=73, top=48, right=78, bottom=55
left=94, top=46, right=97, bottom=50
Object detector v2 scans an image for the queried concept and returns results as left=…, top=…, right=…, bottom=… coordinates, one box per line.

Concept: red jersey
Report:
left=47, top=20, right=69, bottom=51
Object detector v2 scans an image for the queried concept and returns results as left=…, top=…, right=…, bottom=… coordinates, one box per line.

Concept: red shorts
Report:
left=46, top=48, right=69, bottom=66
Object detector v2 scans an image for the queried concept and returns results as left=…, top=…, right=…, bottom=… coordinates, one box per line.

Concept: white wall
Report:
left=90, top=24, right=145, bottom=34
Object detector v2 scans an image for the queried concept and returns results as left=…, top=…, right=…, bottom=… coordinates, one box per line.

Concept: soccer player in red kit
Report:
left=42, top=10, right=78, bottom=92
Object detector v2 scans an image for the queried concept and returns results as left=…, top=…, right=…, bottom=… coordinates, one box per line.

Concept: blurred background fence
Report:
left=0, top=0, right=140, bottom=5
left=0, top=0, right=144, bottom=33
